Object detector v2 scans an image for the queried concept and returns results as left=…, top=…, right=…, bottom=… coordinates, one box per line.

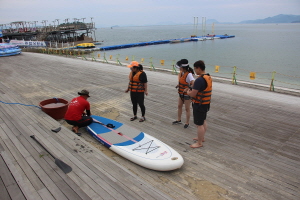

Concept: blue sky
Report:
left=1, top=0, right=300, bottom=27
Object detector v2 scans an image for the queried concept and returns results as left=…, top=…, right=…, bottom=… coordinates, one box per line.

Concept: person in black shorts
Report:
left=185, top=60, right=212, bottom=148
left=172, top=59, right=195, bottom=128
left=64, top=90, right=93, bottom=136
left=125, top=61, right=148, bottom=122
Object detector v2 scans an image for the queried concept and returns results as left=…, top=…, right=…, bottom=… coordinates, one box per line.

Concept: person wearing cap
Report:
left=173, top=59, right=195, bottom=128
left=64, top=89, right=93, bottom=136
left=185, top=60, right=212, bottom=148
left=125, top=61, right=148, bottom=122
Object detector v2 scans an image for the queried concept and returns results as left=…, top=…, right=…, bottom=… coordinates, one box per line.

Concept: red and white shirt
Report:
left=64, top=96, right=90, bottom=121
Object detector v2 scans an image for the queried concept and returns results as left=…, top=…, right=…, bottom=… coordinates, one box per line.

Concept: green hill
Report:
left=240, top=14, right=300, bottom=23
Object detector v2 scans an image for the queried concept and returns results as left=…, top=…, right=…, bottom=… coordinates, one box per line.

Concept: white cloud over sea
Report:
left=0, top=0, right=300, bottom=27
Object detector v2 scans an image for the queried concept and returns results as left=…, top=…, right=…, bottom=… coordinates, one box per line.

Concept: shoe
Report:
left=130, top=116, right=137, bottom=121
left=139, top=117, right=146, bottom=122
left=184, top=124, right=189, bottom=128
left=172, top=120, right=181, bottom=125
left=76, top=132, right=82, bottom=136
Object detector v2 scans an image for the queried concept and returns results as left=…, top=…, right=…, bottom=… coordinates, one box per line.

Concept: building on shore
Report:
left=0, top=18, right=96, bottom=47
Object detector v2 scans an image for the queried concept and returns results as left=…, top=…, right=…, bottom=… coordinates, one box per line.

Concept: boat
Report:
left=93, top=41, right=103, bottom=45
left=205, top=37, right=214, bottom=40
left=215, top=34, right=235, bottom=39
left=0, top=43, right=22, bottom=56
left=87, top=115, right=184, bottom=171
left=170, top=38, right=191, bottom=43
left=76, top=43, right=95, bottom=48
left=191, top=37, right=205, bottom=41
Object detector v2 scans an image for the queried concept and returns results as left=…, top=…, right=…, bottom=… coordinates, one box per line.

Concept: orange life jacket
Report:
left=192, top=74, right=212, bottom=104
left=178, top=71, right=190, bottom=95
left=128, top=71, right=145, bottom=92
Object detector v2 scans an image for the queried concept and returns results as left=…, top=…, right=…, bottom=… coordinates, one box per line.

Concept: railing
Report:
left=22, top=47, right=300, bottom=93
left=95, top=53, right=300, bottom=92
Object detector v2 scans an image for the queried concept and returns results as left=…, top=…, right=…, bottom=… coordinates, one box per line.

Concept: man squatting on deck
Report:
left=64, top=90, right=93, bottom=136
left=185, top=60, right=212, bottom=148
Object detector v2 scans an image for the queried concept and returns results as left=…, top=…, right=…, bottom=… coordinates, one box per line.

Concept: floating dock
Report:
left=99, top=35, right=235, bottom=51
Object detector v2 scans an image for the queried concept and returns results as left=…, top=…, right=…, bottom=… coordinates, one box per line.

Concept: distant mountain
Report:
left=155, top=21, right=181, bottom=25
left=206, top=19, right=219, bottom=24
left=153, top=19, right=221, bottom=26
left=240, top=14, right=300, bottom=24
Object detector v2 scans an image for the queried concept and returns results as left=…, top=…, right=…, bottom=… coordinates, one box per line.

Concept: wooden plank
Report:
left=25, top=124, right=115, bottom=199
left=0, top=125, right=66, bottom=200
left=0, top=103, right=85, bottom=200
left=0, top=152, right=21, bottom=200
left=36, top=188, right=55, bottom=200
left=1, top=52, right=300, bottom=200
left=0, top=176, right=11, bottom=200
left=46, top=133, right=173, bottom=198
left=36, top=122, right=172, bottom=199
left=0, top=126, right=43, bottom=199
left=24, top=120, right=169, bottom=198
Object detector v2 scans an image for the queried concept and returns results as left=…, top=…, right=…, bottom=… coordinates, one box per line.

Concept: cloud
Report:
left=1, top=0, right=300, bottom=27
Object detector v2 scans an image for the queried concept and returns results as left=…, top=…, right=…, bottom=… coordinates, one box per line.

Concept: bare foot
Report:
left=72, top=126, right=79, bottom=133
left=190, top=143, right=203, bottom=148
left=193, top=138, right=205, bottom=142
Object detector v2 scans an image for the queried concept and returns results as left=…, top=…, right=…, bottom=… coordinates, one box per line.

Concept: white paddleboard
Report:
left=87, top=115, right=184, bottom=171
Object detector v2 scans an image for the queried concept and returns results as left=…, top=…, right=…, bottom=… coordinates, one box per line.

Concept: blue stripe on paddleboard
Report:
left=114, top=132, right=145, bottom=146
left=89, top=115, right=123, bottom=134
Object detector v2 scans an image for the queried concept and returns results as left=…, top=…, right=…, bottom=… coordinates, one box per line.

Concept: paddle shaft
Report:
left=30, top=135, right=56, bottom=159
left=30, top=135, right=72, bottom=174
left=92, top=118, right=138, bottom=143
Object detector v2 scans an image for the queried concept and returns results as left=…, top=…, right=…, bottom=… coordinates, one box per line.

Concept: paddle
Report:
left=51, top=127, right=61, bottom=133
left=30, top=135, right=72, bottom=174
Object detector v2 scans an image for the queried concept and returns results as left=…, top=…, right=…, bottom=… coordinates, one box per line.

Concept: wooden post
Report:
left=172, top=60, right=178, bottom=75
left=103, top=52, right=108, bottom=63
left=149, top=57, right=156, bottom=71
left=232, top=66, right=237, bottom=85
left=116, top=54, right=122, bottom=65
left=270, top=71, right=276, bottom=91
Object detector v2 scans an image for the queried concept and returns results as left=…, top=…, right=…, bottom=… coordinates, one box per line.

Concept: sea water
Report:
left=93, top=24, right=300, bottom=90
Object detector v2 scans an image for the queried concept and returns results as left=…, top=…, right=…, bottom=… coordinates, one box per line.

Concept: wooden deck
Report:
left=0, top=52, right=299, bottom=200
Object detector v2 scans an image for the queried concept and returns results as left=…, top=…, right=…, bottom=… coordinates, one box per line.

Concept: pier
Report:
left=99, top=35, right=235, bottom=51
left=0, top=52, right=299, bottom=199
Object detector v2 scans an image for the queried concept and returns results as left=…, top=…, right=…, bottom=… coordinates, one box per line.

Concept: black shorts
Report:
left=193, top=103, right=210, bottom=126
left=65, top=115, right=93, bottom=128
left=179, top=93, right=191, bottom=100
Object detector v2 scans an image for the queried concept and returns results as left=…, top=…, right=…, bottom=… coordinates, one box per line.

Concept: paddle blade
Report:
left=51, top=127, right=61, bottom=133
left=55, top=158, right=72, bottom=174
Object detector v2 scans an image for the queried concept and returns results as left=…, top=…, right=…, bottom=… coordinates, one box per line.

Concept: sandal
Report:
left=172, top=120, right=182, bottom=125
left=139, top=117, right=146, bottom=122
left=130, top=116, right=137, bottom=121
